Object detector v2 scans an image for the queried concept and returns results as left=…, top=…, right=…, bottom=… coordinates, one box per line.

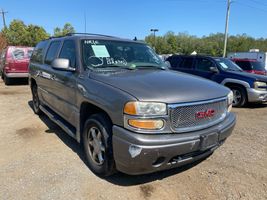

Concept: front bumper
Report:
left=247, top=88, right=267, bottom=102
left=112, top=113, right=236, bottom=175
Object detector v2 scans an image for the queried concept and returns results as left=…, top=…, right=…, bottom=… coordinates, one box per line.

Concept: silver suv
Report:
left=29, top=33, right=236, bottom=176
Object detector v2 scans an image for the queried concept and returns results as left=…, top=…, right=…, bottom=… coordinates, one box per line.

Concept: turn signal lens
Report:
left=124, top=102, right=137, bottom=115
left=128, top=119, right=164, bottom=130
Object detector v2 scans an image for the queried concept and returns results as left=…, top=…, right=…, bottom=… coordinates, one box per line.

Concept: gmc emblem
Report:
left=196, top=109, right=215, bottom=119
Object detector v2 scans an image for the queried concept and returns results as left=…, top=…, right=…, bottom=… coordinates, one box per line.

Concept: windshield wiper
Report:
left=87, top=65, right=135, bottom=70
left=135, top=65, right=166, bottom=70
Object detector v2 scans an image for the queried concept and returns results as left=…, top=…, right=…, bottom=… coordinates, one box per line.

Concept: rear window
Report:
left=235, top=61, right=265, bottom=71
left=12, top=48, right=25, bottom=60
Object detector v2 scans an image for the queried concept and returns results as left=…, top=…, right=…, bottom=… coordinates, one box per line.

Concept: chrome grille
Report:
left=169, top=98, right=228, bottom=132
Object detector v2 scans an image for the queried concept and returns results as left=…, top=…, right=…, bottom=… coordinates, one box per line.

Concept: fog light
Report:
left=128, top=119, right=164, bottom=130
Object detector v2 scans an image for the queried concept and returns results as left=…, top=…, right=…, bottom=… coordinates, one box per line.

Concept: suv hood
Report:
left=89, top=69, right=229, bottom=104
left=225, top=70, right=267, bottom=82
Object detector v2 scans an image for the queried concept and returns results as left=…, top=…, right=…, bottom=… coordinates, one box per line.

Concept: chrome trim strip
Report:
left=168, top=97, right=227, bottom=108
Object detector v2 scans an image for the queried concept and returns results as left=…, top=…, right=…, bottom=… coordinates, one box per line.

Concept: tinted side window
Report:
left=59, top=40, right=76, bottom=68
left=167, top=56, right=182, bottom=68
left=195, top=58, right=214, bottom=71
left=180, top=57, right=194, bottom=69
left=31, top=41, right=49, bottom=63
left=45, top=41, right=61, bottom=65
left=235, top=61, right=251, bottom=70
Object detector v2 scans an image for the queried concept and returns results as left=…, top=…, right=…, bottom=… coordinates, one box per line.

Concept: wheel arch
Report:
left=78, top=101, right=113, bottom=143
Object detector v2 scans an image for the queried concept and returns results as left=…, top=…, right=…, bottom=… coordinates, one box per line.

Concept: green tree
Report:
left=26, top=24, right=49, bottom=46
left=2, top=20, right=28, bottom=46
left=53, top=23, right=75, bottom=37
left=0, top=33, right=7, bottom=51
left=1, top=19, right=49, bottom=46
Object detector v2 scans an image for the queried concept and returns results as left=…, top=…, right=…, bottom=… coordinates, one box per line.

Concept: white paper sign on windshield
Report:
left=220, top=62, right=229, bottom=69
left=92, top=45, right=110, bottom=57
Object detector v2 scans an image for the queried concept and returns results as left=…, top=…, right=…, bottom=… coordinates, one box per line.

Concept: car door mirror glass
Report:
left=51, top=58, right=75, bottom=72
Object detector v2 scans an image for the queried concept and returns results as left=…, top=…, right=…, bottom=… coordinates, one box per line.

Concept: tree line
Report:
left=0, top=19, right=75, bottom=48
left=1, top=19, right=267, bottom=57
left=145, top=31, right=267, bottom=56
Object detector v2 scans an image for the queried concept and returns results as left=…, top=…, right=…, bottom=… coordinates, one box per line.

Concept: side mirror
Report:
left=210, top=66, right=219, bottom=73
left=51, top=58, right=75, bottom=72
left=164, top=61, right=171, bottom=69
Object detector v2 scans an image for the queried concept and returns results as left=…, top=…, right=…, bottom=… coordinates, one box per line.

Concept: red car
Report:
left=0, top=46, right=33, bottom=85
left=231, top=58, right=267, bottom=76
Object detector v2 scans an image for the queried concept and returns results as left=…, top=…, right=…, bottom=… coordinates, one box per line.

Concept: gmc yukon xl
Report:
left=29, top=33, right=236, bottom=176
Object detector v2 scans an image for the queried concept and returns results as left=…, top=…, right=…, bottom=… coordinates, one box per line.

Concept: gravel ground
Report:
left=0, top=79, right=266, bottom=200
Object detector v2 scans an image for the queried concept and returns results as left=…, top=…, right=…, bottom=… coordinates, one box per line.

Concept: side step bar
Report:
left=40, top=105, right=76, bottom=139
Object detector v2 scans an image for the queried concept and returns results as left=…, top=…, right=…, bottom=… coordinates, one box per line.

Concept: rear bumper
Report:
left=112, top=113, right=236, bottom=175
left=5, top=72, right=29, bottom=78
left=247, top=88, right=267, bottom=102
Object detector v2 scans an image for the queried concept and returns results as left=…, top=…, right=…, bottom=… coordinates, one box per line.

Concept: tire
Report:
left=3, top=74, right=12, bottom=85
left=230, top=86, right=247, bottom=107
left=31, top=84, right=42, bottom=115
left=82, top=113, right=116, bottom=176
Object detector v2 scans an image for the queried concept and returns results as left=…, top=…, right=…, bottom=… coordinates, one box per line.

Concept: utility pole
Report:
left=0, top=9, right=8, bottom=29
left=150, top=29, right=159, bottom=51
left=223, top=0, right=231, bottom=57
left=84, top=12, right=87, bottom=33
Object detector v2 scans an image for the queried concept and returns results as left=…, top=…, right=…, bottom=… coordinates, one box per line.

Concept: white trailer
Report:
left=227, top=51, right=267, bottom=70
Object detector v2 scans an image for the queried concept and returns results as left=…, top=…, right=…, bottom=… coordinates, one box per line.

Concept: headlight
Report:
left=227, top=91, right=233, bottom=112
left=124, top=102, right=167, bottom=116
left=254, top=81, right=267, bottom=91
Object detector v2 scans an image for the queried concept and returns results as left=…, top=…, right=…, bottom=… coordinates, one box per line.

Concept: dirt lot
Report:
left=0, top=79, right=266, bottom=200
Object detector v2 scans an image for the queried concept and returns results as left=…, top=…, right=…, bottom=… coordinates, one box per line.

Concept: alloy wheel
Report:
left=87, top=127, right=106, bottom=165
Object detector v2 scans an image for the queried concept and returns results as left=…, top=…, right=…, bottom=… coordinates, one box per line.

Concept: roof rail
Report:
left=49, top=35, right=66, bottom=39
left=66, top=32, right=118, bottom=38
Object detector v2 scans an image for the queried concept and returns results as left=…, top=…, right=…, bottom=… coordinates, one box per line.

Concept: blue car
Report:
left=167, top=55, right=267, bottom=107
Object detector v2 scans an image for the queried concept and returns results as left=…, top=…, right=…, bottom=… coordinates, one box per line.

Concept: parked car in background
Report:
left=167, top=55, right=267, bottom=107
left=228, top=51, right=267, bottom=70
left=0, top=46, right=33, bottom=85
left=231, top=59, right=266, bottom=76
left=28, top=33, right=235, bottom=176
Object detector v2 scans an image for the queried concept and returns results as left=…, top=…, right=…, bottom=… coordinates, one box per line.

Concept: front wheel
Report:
left=231, top=86, right=247, bottom=107
left=82, top=113, right=115, bottom=176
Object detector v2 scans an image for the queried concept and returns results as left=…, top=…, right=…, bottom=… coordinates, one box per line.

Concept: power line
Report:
left=0, top=9, right=8, bottom=29
left=235, top=1, right=267, bottom=12
left=247, top=0, right=267, bottom=7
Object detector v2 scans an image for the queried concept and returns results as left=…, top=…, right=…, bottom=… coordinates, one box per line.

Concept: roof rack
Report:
left=66, top=32, right=118, bottom=38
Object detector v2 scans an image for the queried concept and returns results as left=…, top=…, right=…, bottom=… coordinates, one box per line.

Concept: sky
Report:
left=1, top=0, right=267, bottom=39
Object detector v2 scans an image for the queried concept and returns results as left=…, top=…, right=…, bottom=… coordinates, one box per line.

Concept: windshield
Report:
left=81, top=39, right=165, bottom=70
left=215, top=58, right=243, bottom=72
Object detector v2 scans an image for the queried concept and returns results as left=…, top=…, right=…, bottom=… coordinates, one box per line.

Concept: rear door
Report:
left=40, top=41, right=62, bottom=110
